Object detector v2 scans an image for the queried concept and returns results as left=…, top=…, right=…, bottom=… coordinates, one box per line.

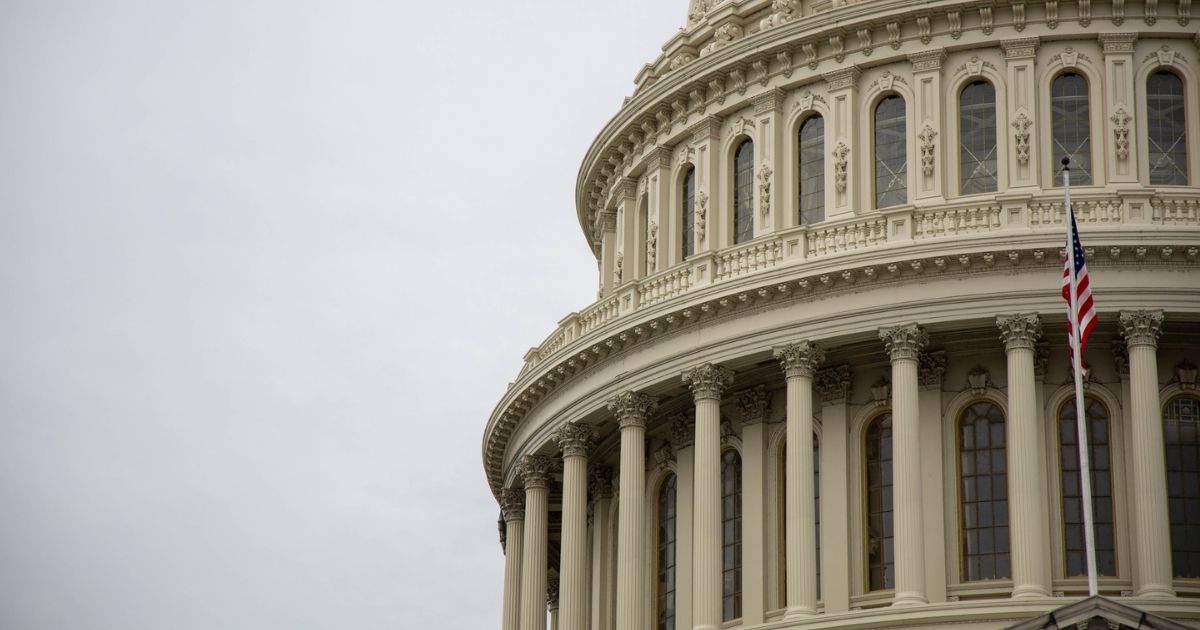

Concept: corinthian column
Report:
left=519, top=455, right=556, bottom=630
left=880, top=324, right=928, bottom=606
left=1121, top=310, right=1175, bottom=597
left=502, top=488, right=526, bottom=630
left=556, top=422, right=596, bottom=630
left=774, top=341, right=825, bottom=617
left=682, top=363, right=734, bottom=630
left=607, top=391, right=658, bottom=630
left=997, top=314, right=1050, bottom=597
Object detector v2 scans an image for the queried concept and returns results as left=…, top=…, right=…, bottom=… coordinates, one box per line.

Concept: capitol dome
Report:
left=485, top=1, right=1200, bottom=629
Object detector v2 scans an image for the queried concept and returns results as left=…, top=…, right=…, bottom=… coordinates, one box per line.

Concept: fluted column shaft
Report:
left=997, top=315, right=1050, bottom=597
left=608, top=392, right=658, bottom=630
left=684, top=363, right=734, bottom=630
left=775, top=342, right=825, bottom=617
left=502, top=489, right=526, bottom=630
left=520, top=457, right=556, bottom=630
left=1122, top=310, right=1175, bottom=597
left=556, top=423, right=596, bottom=630
left=881, top=325, right=928, bottom=606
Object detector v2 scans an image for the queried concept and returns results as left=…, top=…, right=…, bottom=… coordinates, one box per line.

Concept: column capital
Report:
left=606, top=391, right=659, bottom=429
left=501, top=487, right=526, bottom=522
left=880, top=324, right=928, bottom=362
left=997, top=313, right=1043, bottom=351
left=737, top=385, right=772, bottom=425
left=519, top=455, right=558, bottom=490
left=919, top=350, right=947, bottom=390
left=774, top=340, right=826, bottom=378
left=589, top=465, right=615, bottom=499
left=1099, top=32, right=1138, bottom=54
left=1001, top=37, right=1040, bottom=59
left=1120, top=310, right=1164, bottom=348
left=546, top=573, right=560, bottom=610
left=683, top=363, right=735, bottom=401
left=555, top=421, right=598, bottom=458
left=1112, top=342, right=1131, bottom=377
left=815, top=364, right=852, bottom=403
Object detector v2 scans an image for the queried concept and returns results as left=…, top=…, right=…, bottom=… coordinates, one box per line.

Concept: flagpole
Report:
left=1063, top=156, right=1100, bottom=597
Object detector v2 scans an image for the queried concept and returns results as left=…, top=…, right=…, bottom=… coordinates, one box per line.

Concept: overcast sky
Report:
left=0, top=2, right=681, bottom=628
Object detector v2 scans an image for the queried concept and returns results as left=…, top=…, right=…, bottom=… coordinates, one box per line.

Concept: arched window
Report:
left=734, top=140, right=754, bottom=244
left=657, top=474, right=678, bottom=630
left=959, top=402, right=1010, bottom=581
left=722, top=449, right=743, bottom=620
left=959, top=81, right=998, bottom=194
left=1059, top=397, right=1116, bottom=576
left=1051, top=73, right=1093, bottom=185
left=682, top=167, right=696, bottom=259
left=798, top=115, right=825, bottom=224
left=1164, top=395, right=1200, bottom=578
left=864, top=413, right=894, bottom=590
left=778, top=434, right=822, bottom=600
left=1147, top=71, right=1189, bottom=185
left=874, top=95, right=907, bottom=208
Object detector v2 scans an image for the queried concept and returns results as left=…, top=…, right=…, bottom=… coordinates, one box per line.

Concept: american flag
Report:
left=1062, top=208, right=1097, bottom=358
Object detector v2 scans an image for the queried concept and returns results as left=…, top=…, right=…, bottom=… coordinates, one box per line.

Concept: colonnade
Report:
left=498, top=310, right=1175, bottom=630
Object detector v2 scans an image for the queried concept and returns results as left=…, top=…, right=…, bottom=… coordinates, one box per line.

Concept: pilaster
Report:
left=738, top=386, right=772, bottom=624
left=670, top=415, right=696, bottom=630
left=589, top=468, right=616, bottom=630
left=1099, top=33, right=1139, bottom=184
left=823, top=66, right=861, bottom=219
left=917, top=352, right=947, bottom=604
left=909, top=51, right=947, bottom=202
left=690, top=116, right=723, bottom=253
left=1001, top=38, right=1040, bottom=189
left=596, top=211, right=618, bottom=297
left=816, top=365, right=853, bottom=613
left=753, top=88, right=787, bottom=237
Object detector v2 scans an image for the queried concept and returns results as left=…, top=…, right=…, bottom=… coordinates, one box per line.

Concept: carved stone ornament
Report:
left=555, top=421, right=598, bottom=458
left=759, top=163, right=773, bottom=217
left=519, top=455, right=558, bottom=490
left=501, top=487, right=526, bottom=521
left=870, top=377, right=892, bottom=405
left=614, top=252, right=623, bottom=284
left=589, top=466, right=615, bottom=499
left=670, top=52, right=696, bottom=71
left=701, top=22, right=744, bottom=56
left=646, top=221, right=658, bottom=274
left=1012, top=112, right=1033, bottom=165
left=967, top=366, right=991, bottom=395
left=997, top=313, right=1043, bottom=351
left=682, top=363, right=735, bottom=401
left=1112, top=341, right=1130, bottom=377
left=918, top=124, right=938, bottom=176
left=1119, top=310, right=1164, bottom=348
left=880, top=324, right=928, bottom=362
left=1177, top=360, right=1198, bottom=390
left=737, top=385, right=772, bottom=424
left=687, top=0, right=711, bottom=24
left=1034, top=341, right=1050, bottom=381
left=546, top=573, right=559, bottom=609
left=815, top=364, right=852, bottom=403
left=654, top=444, right=676, bottom=471
left=606, top=391, right=659, bottom=429
left=759, top=0, right=799, bottom=30
left=695, top=190, right=709, bottom=242
left=833, top=141, right=850, bottom=192
left=670, top=412, right=695, bottom=447
left=1111, top=107, right=1131, bottom=160
left=919, top=350, right=947, bottom=389
left=774, top=340, right=826, bottom=378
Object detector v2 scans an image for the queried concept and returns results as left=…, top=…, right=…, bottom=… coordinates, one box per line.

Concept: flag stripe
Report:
left=1063, top=209, right=1097, bottom=359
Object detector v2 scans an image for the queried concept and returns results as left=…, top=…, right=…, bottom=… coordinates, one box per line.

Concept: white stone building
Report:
left=483, top=1, right=1200, bottom=628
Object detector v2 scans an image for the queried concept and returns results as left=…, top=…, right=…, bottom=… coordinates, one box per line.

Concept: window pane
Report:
left=874, top=96, right=907, bottom=208
left=1051, top=73, right=1093, bottom=185
left=959, top=402, right=1010, bottom=581
left=1147, top=71, right=1189, bottom=185
left=658, top=474, right=677, bottom=630
left=1165, top=396, right=1200, bottom=578
left=959, top=81, right=998, bottom=194
left=866, top=413, right=895, bottom=590
left=1059, top=398, right=1117, bottom=576
left=682, top=168, right=696, bottom=259
left=722, top=449, right=742, bottom=620
left=734, top=141, right=754, bottom=244
left=799, top=116, right=825, bottom=224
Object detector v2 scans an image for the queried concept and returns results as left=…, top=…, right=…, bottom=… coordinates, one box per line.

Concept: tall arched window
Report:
left=1059, top=397, right=1116, bottom=576
left=959, top=402, right=1010, bottom=581
left=722, top=449, right=743, bottom=620
left=682, top=167, right=696, bottom=259
left=959, top=81, right=998, bottom=194
left=865, top=413, right=894, bottom=590
left=734, top=140, right=754, bottom=244
left=874, top=95, right=907, bottom=208
left=798, top=116, right=825, bottom=224
left=778, top=435, right=822, bottom=600
left=1147, top=70, right=1189, bottom=185
left=657, top=474, right=678, bottom=630
left=1164, top=395, right=1200, bottom=578
left=1051, top=73, right=1093, bottom=185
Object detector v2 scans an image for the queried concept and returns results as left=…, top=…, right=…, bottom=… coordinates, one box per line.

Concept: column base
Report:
left=891, top=592, right=928, bottom=607
left=783, top=605, right=817, bottom=619
left=1011, top=584, right=1051, bottom=599
left=692, top=625, right=721, bottom=630
left=1136, top=584, right=1176, bottom=599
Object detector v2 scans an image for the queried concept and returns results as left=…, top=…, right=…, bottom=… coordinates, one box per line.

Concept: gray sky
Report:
left=0, top=2, right=680, bottom=628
